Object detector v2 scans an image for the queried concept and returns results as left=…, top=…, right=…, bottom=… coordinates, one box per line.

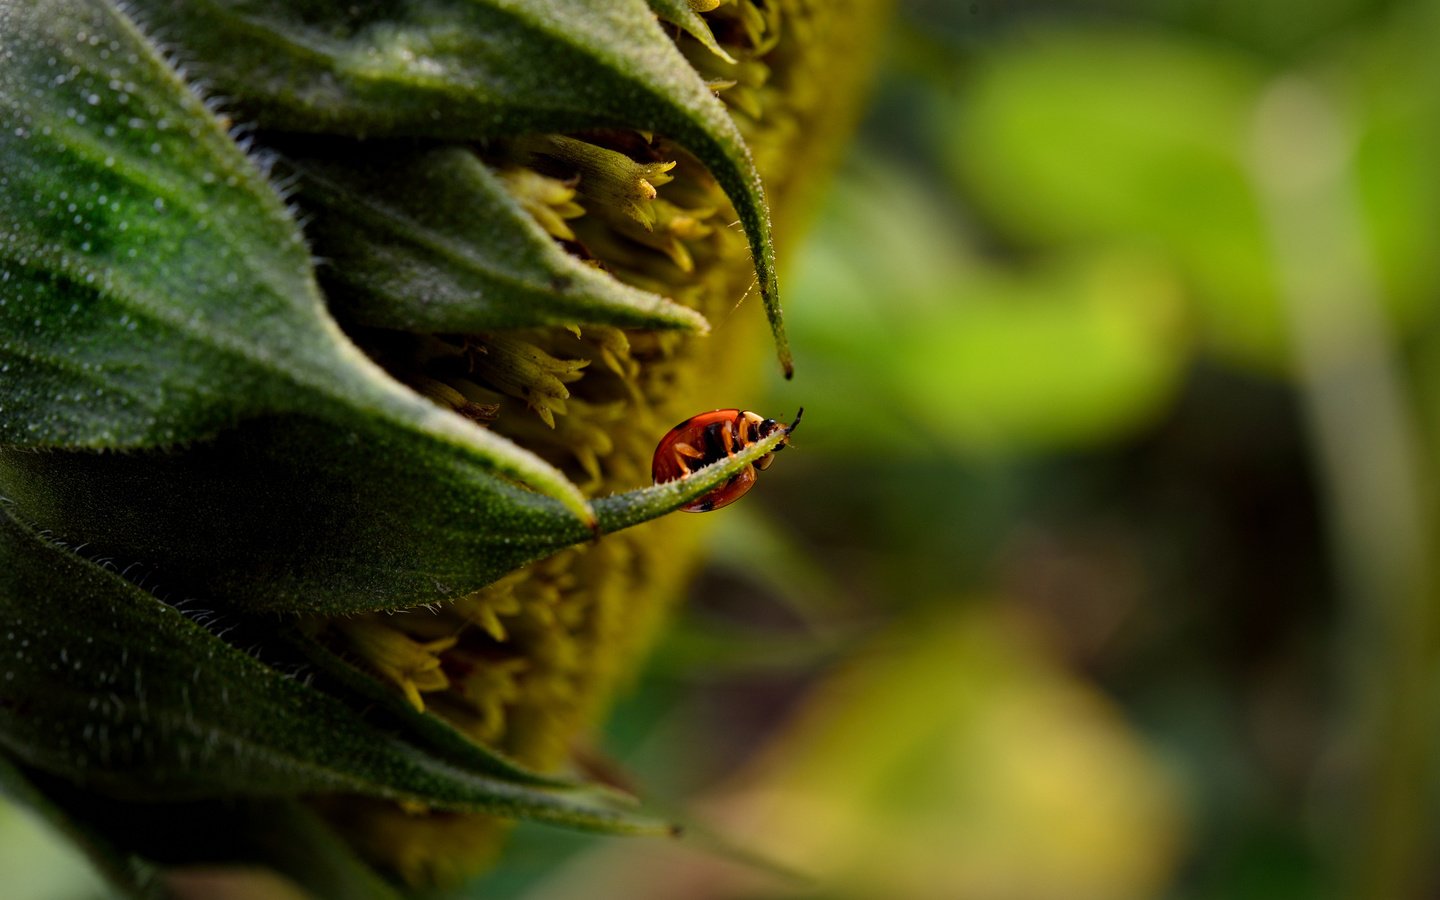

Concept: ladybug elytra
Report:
left=651, top=408, right=803, bottom=512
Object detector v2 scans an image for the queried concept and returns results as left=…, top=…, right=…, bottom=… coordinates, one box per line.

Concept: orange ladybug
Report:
left=651, top=408, right=803, bottom=512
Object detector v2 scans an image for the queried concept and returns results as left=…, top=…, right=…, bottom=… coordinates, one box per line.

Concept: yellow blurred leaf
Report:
left=723, top=606, right=1185, bottom=900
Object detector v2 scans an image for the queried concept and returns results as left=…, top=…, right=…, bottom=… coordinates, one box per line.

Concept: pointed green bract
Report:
left=289, top=145, right=709, bottom=333
left=237, top=802, right=404, bottom=900
left=279, top=628, right=584, bottom=789
left=647, top=0, right=737, bottom=63
left=124, top=0, right=790, bottom=373
left=0, top=508, right=671, bottom=834
left=0, top=0, right=594, bottom=523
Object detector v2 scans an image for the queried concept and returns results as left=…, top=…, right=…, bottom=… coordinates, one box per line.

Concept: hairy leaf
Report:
left=0, top=507, right=672, bottom=834
left=288, top=144, right=709, bottom=333
left=0, top=0, right=593, bottom=523
left=0, top=411, right=795, bottom=613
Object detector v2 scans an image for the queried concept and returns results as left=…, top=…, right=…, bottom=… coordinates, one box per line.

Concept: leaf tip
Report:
left=757, top=267, right=792, bottom=378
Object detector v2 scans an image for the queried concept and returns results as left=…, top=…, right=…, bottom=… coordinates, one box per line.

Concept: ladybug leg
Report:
left=672, top=441, right=705, bottom=475
left=721, top=421, right=738, bottom=458
left=733, top=411, right=753, bottom=449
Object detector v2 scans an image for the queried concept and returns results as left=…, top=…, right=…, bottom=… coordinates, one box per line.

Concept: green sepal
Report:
left=237, top=801, right=403, bottom=900
left=647, top=0, right=737, bottom=63
left=124, top=0, right=790, bottom=374
left=287, top=144, right=710, bottom=334
left=0, top=411, right=796, bottom=614
left=0, top=0, right=593, bottom=525
left=278, top=628, right=585, bottom=790
left=0, top=507, right=673, bottom=835
left=183, top=799, right=403, bottom=900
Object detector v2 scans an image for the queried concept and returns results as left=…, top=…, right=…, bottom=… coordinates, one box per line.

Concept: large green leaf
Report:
left=0, top=0, right=597, bottom=523
left=126, top=0, right=792, bottom=374
left=288, top=143, right=710, bottom=333
left=0, top=506, right=672, bottom=835
left=0, top=410, right=796, bottom=613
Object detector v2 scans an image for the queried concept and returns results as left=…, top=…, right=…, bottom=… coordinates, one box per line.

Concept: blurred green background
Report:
left=9, top=0, right=1440, bottom=897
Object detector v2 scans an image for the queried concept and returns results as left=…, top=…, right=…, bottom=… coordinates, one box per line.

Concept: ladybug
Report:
left=652, top=408, right=804, bottom=512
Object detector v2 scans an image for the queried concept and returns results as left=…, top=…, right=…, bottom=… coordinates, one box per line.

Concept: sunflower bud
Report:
left=0, top=0, right=888, bottom=892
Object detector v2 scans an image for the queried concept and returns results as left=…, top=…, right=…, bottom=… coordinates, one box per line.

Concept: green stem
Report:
left=1251, top=78, right=1439, bottom=900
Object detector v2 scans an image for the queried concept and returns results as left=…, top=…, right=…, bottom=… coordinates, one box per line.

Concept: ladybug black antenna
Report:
left=787, top=407, right=804, bottom=433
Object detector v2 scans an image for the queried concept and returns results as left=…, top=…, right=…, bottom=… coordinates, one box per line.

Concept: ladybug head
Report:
left=763, top=407, right=803, bottom=433
left=766, top=407, right=804, bottom=452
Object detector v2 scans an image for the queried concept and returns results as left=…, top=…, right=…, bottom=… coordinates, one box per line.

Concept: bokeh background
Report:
left=7, top=0, right=1440, bottom=897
